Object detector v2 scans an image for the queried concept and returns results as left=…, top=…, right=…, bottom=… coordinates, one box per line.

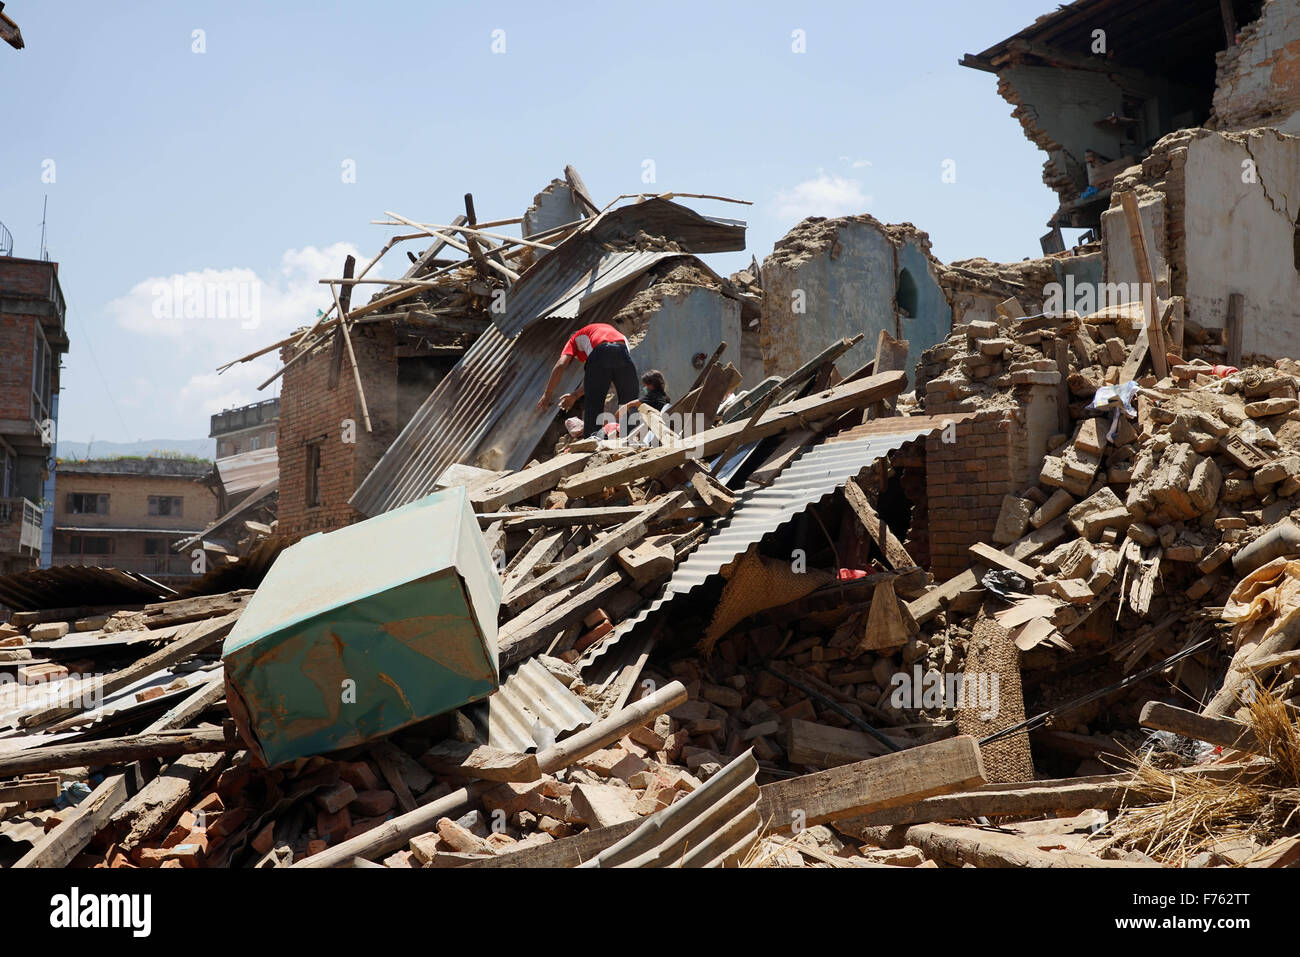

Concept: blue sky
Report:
left=0, top=0, right=1064, bottom=447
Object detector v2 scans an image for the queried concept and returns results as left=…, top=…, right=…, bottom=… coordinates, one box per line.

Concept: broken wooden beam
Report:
left=758, top=735, right=986, bottom=833
left=844, top=478, right=915, bottom=570
left=1139, top=700, right=1260, bottom=754
left=0, top=726, right=240, bottom=777
left=859, top=821, right=1140, bottom=868
left=503, top=490, right=691, bottom=613
left=0, top=775, right=61, bottom=804
left=844, top=763, right=1256, bottom=828
left=477, top=502, right=714, bottom=529
left=469, top=451, right=593, bottom=513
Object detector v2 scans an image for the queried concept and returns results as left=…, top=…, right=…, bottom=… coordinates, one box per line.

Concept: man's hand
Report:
left=558, top=393, right=577, bottom=411
left=535, top=392, right=553, bottom=413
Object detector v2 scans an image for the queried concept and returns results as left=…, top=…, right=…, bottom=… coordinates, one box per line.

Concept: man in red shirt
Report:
left=536, top=322, right=639, bottom=438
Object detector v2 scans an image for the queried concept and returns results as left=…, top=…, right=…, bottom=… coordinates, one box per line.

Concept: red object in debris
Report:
left=1212, top=365, right=1239, bottom=377
left=837, top=568, right=868, bottom=580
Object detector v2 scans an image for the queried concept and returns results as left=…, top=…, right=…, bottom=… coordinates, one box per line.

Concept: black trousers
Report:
left=582, top=342, right=638, bottom=437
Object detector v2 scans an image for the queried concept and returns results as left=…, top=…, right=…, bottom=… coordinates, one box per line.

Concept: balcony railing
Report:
left=0, top=497, right=43, bottom=554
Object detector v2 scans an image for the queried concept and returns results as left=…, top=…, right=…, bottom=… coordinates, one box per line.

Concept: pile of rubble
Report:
left=5, top=174, right=1300, bottom=871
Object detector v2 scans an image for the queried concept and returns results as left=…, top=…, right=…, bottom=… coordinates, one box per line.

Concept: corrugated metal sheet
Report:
left=216, top=447, right=279, bottom=495
left=350, top=199, right=746, bottom=517
left=0, top=565, right=175, bottom=612
left=537, top=249, right=681, bottom=323
left=580, top=750, right=760, bottom=868
left=590, top=415, right=972, bottom=653
left=468, top=657, right=595, bottom=753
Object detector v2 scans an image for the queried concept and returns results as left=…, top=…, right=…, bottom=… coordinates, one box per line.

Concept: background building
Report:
left=210, top=397, right=279, bottom=458
left=0, top=254, right=67, bottom=575
left=50, top=457, right=216, bottom=580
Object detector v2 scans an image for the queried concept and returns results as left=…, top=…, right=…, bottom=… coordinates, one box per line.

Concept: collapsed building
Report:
left=962, top=0, right=1300, bottom=235
left=7, top=1, right=1300, bottom=872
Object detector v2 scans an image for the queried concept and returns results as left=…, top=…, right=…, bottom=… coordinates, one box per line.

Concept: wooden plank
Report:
left=1139, top=700, right=1260, bottom=754
left=498, top=572, right=626, bottom=669
left=745, top=429, right=815, bottom=486
left=1118, top=324, right=1150, bottom=383
left=478, top=503, right=713, bottom=529
left=470, top=452, right=594, bottom=513
left=0, top=775, right=61, bottom=804
left=504, top=491, right=692, bottom=613
left=419, top=741, right=541, bottom=783
left=861, top=821, right=1139, bottom=868
left=844, top=479, right=915, bottom=570
left=907, top=569, right=978, bottom=625
left=787, top=718, right=890, bottom=766
left=141, top=590, right=252, bottom=627
left=869, top=329, right=909, bottom=417
left=688, top=469, right=736, bottom=516
left=1119, top=190, right=1167, bottom=378
left=501, top=529, right=566, bottom=596
left=1226, top=292, right=1244, bottom=368
left=0, top=726, right=239, bottom=777
left=847, top=764, right=1252, bottom=827
left=560, top=371, right=907, bottom=498
left=968, top=541, right=1041, bottom=581
left=757, top=735, right=986, bottom=832
left=111, top=748, right=227, bottom=851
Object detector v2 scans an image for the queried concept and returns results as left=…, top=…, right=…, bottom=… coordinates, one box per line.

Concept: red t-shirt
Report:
left=562, top=323, right=627, bottom=363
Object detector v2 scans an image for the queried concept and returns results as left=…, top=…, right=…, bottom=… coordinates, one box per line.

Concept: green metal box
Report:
left=222, top=486, right=501, bottom=767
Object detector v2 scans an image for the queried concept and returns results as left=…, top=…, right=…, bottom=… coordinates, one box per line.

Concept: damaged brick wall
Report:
left=277, top=325, right=400, bottom=538
left=1107, top=126, right=1300, bottom=359
left=1211, top=0, right=1300, bottom=134
left=923, top=408, right=1030, bottom=581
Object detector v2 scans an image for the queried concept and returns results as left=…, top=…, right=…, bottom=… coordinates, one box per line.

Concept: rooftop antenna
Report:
left=39, top=195, right=48, bottom=261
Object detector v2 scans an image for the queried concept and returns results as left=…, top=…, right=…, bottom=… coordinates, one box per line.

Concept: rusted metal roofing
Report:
left=351, top=200, right=746, bottom=516
left=215, top=447, right=279, bottom=496
left=580, top=750, right=760, bottom=868
left=590, top=414, right=973, bottom=652
left=468, top=657, right=596, bottom=753
left=536, top=249, right=682, bottom=323
left=0, top=565, right=175, bottom=612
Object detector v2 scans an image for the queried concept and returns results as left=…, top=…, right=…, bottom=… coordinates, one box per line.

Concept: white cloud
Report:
left=772, top=170, right=872, bottom=222
left=851, top=158, right=872, bottom=169
left=108, top=242, right=371, bottom=343
left=102, top=242, right=376, bottom=431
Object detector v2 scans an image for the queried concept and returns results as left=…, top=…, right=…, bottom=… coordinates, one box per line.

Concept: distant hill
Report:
left=57, top=438, right=214, bottom=462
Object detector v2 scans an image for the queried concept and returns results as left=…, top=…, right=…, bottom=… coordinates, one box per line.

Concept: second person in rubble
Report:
left=536, top=321, right=639, bottom=438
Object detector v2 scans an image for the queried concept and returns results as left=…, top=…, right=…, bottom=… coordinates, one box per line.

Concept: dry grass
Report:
left=1099, top=688, right=1300, bottom=866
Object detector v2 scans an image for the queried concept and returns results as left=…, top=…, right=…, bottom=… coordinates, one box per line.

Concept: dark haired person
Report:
left=637, top=370, right=670, bottom=412
left=536, top=322, right=639, bottom=438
